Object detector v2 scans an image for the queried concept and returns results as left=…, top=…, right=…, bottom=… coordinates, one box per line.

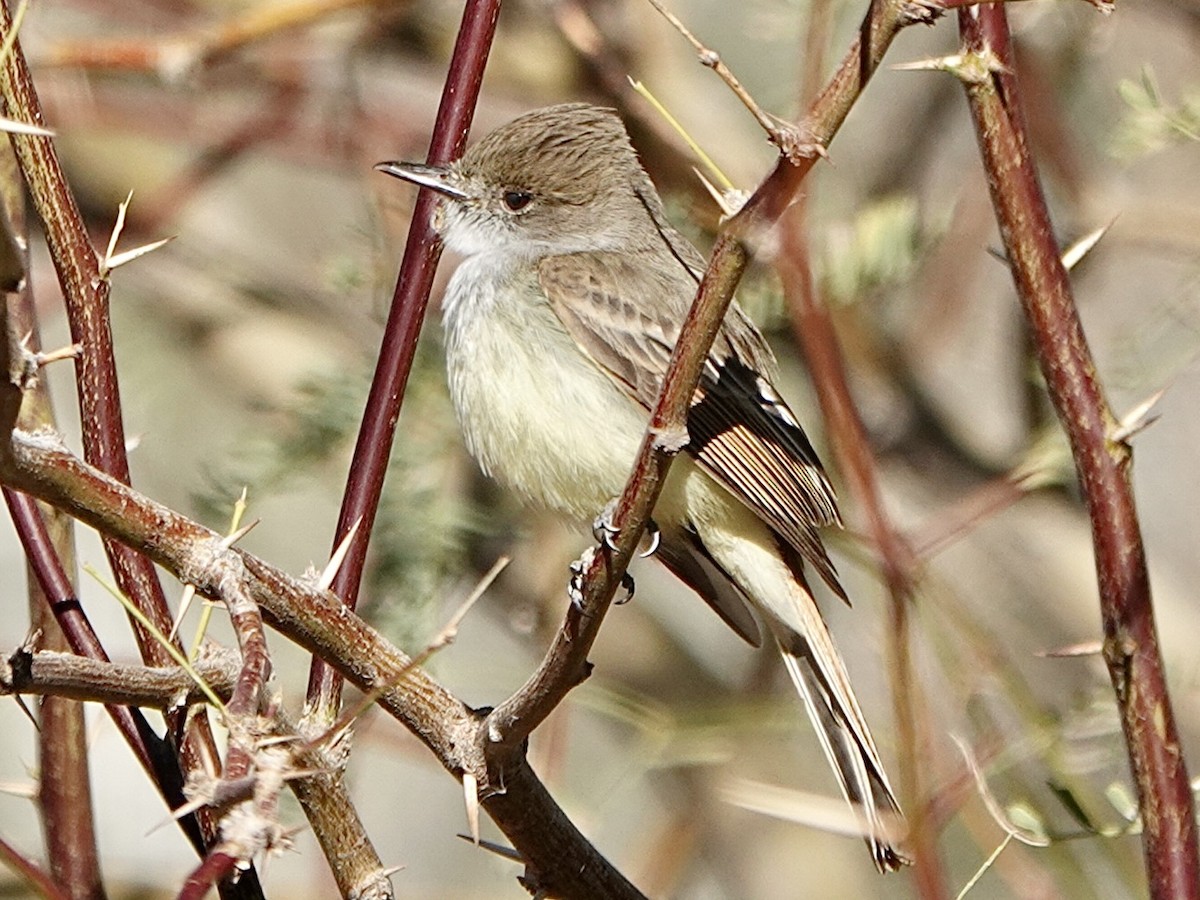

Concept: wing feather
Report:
left=539, top=250, right=847, bottom=600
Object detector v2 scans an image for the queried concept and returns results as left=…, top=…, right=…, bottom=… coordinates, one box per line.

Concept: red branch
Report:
left=306, top=0, right=502, bottom=719
left=958, top=9, right=1197, bottom=897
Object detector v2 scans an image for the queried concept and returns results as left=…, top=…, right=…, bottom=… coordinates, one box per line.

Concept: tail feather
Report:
left=657, top=527, right=763, bottom=647
left=774, top=623, right=908, bottom=872
left=674, top=483, right=908, bottom=870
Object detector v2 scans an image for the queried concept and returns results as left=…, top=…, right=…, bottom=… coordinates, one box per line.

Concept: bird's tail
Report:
left=773, top=621, right=909, bottom=872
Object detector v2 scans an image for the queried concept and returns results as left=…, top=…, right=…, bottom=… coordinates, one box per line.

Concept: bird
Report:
left=376, top=103, right=907, bottom=871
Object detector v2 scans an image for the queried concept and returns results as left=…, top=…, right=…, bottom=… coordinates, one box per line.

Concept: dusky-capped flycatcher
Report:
left=377, top=103, right=907, bottom=871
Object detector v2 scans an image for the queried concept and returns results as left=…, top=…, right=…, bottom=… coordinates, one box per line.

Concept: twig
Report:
left=0, top=423, right=642, bottom=898
left=778, top=207, right=944, bottom=893
left=0, top=833, right=68, bottom=900
left=39, top=0, right=389, bottom=78
left=956, top=8, right=1198, bottom=897
left=0, top=7, right=233, bottom=863
left=0, top=648, right=240, bottom=708
left=0, top=107, right=104, bottom=900
left=774, top=2, right=947, bottom=887
left=308, top=555, right=506, bottom=750
left=644, top=0, right=820, bottom=161
left=0, top=0, right=179, bottom=669
left=87, top=565, right=229, bottom=714
left=2, top=490, right=216, bottom=851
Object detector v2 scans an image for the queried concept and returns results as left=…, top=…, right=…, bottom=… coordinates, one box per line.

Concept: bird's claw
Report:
left=568, top=548, right=595, bottom=612
left=615, top=571, right=635, bottom=605
left=592, top=499, right=621, bottom=552
left=568, top=547, right=636, bottom=609
left=594, top=500, right=660, bottom=560
left=640, top=519, right=661, bottom=559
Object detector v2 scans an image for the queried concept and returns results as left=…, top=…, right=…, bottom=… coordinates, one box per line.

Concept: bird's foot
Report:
left=568, top=546, right=636, bottom=610
left=591, top=499, right=661, bottom=559
left=568, top=548, right=593, bottom=611
left=591, top=500, right=621, bottom=551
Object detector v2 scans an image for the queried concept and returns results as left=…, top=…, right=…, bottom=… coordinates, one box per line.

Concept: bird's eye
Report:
left=502, top=190, right=533, bottom=211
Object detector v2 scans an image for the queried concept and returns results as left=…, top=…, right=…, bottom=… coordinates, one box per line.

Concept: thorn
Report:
left=463, top=772, right=480, bottom=845
left=100, top=191, right=134, bottom=279
left=15, top=333, right=81, bottom=389
left=1061, top=218, right=1115, bottom=271
left=105, top=236, right=175, bottom=272
left=99, top=190, right=173, bottom=277
left=147, top=795, right=210, bottom=835
left=227, top=486, right=249, bottom=536
left=317, top=518, right=361, bottom=591
left=0, top=115, right=54, bottom=137
left=1036, top=640, right=1103, bottom=658
left=893, top=48, right=1006, bottom=84
left=1111, top=388, right=1166, bottom=444
left=694, top=168, right=733, bottom=216
left=693, top=167, right=750, bottom=220
left=0, top=779, right=38, bottom=799
left=34, top=343, right=82, bottom=367
left=218, top=519, right=259, bottom=550
left=892, top=53, right=967, bottom=72
left=456, top=834, right=524, bottom=863
left=426, top=556, right=509, bottom=652
left=985, top=245, right=1009, bottom=265
left=169, top=584, right=197, bottom=642
left=12, top=693, right=38, bottom=730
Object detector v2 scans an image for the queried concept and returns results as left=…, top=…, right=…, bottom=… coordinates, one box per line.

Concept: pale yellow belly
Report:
left=442, top=258, right=659, bottom=523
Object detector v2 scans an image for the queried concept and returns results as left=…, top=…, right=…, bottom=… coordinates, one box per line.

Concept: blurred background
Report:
left=0, top=0, right=1198, bottom=897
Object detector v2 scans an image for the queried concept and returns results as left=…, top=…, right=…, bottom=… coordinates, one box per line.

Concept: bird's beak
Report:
left=374, top=161, right=468, bottom=200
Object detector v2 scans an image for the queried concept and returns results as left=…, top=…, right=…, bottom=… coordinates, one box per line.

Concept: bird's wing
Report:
left=539, top=250, right=847, bottom=600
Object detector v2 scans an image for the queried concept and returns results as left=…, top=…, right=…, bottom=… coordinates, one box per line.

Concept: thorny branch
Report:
left=1, top=0, right=1168, bottom=896
left=0, top=0, right=928, bottom=884
left=0, top=4, right=234, bottom=871
left=0, top=131, right=104, bottom=900
left=956, top=8, right=1197, bottom=898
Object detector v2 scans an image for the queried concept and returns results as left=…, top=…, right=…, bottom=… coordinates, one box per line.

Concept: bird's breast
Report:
left=441, top=254, right=651, bottom=521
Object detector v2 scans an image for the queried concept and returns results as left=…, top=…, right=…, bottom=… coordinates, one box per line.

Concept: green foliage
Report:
left=819, top=195, right=923, bottom=307
left=1110, top=67, right=1200, bottom=160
